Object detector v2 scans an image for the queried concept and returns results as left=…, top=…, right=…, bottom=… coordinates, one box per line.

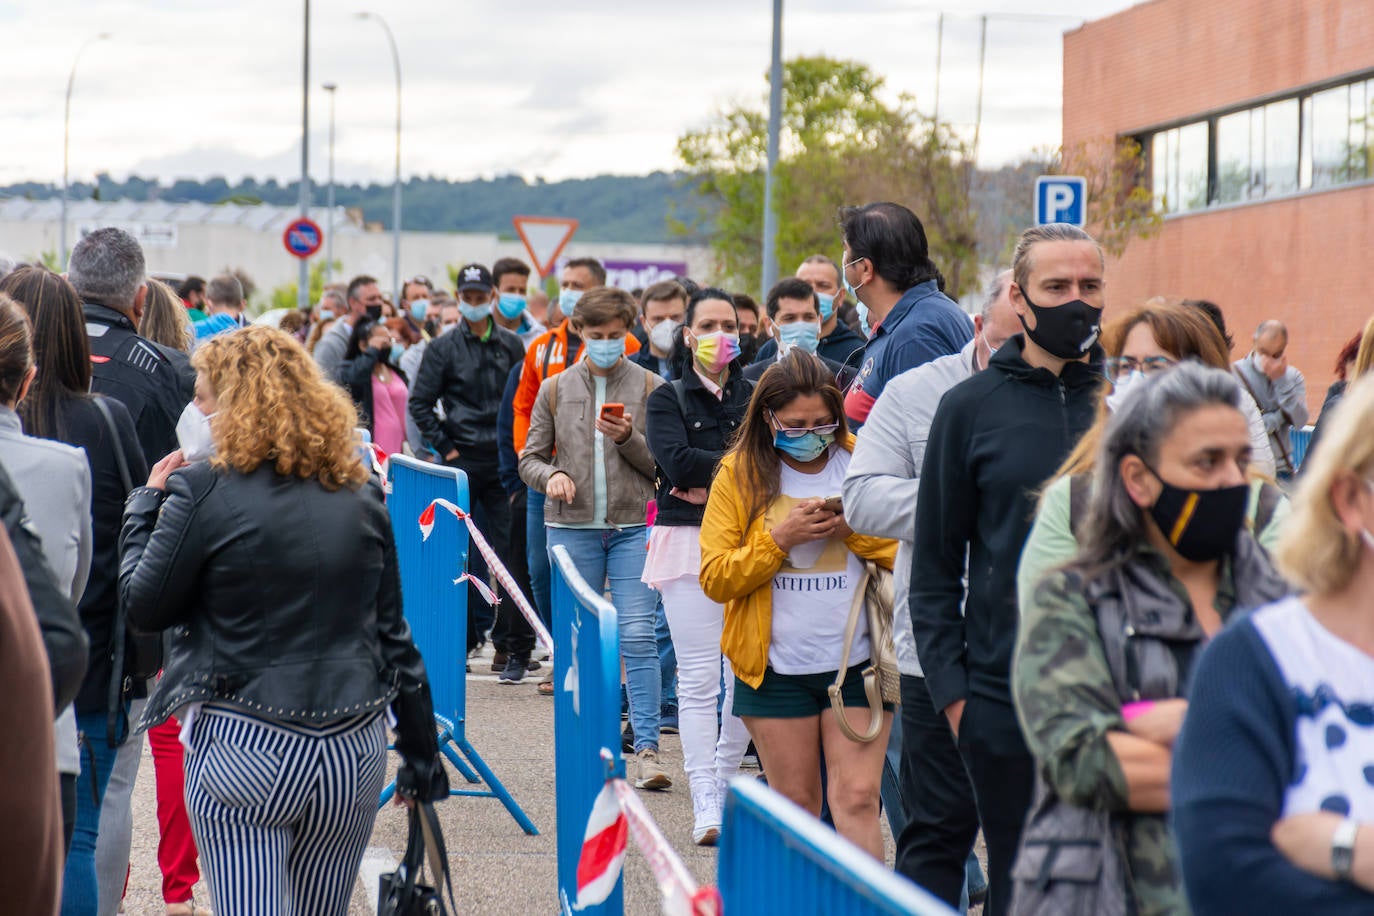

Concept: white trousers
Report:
left=659, top=576, right=751, bottom=812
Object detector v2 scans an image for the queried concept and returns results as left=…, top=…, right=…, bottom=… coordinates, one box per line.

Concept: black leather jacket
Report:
left=645, top=367, right=754, bottom=526
left=119, top=461, right=446, bottom=799
left=406, top=319, right=525, bottom=459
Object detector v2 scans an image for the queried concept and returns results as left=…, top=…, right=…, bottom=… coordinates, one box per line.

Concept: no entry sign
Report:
left=283, top=217, right=323, bottom=259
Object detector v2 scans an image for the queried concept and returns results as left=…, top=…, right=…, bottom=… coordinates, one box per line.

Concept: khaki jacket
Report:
left=700, top=435, right=897, bottom=689
left=519, top=358, right=661, bottom=527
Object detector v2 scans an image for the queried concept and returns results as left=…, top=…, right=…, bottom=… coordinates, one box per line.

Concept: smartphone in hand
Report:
left=821, top=495, right=843, bottom=514
left=600, top=402, right=625, bottom=420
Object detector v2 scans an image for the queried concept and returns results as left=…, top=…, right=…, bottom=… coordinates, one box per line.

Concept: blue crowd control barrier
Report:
left=384, top=454, right=537, bottom=834
left=1290, top=425, right=1315, bottom=471
left=719, top=778, right=958, bottom=916
left=551, top=543, right=625, bottom=915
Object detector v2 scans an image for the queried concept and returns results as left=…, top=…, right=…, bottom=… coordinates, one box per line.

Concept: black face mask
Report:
left=1018, top=288, right=1102, bottom=360
left=1144, top=464, right=1249, bottom=562
left=737, top=333, right=760, bottom=364
left=365, top=305, right=383, bottom=322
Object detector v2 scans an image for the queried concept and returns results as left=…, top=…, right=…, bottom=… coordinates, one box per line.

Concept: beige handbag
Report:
left=828, top=559, right=901, bottom=742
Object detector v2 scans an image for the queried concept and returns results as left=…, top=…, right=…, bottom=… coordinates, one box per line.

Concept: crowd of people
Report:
left=3, top=202, right=1374, bottom=915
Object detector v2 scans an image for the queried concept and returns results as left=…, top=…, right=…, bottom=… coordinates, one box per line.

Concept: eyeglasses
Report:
left=768, top=410, right=839, bottom=439
left=1105, top=355, right=1175, bottom=381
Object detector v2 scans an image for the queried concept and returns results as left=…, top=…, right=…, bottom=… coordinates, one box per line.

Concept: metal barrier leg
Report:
left=454, top=736, right=540, bottom=836
left=441, top=737, right=483, bottom=784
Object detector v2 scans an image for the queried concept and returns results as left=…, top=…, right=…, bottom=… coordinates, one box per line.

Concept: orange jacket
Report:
left=513, top=320, right=641, bottom=453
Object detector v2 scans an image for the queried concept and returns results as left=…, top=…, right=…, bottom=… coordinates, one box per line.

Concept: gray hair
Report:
left=1011, top=223, right=1103, bottom=293
left=799, top=254, right=841, bottom=286
left=67, top=227, right=145, bottom=309
left=1255, top=319, right=1287, bottom=344
left=206, top=273, right=244, bottom=308
left=979, top=269, right=1011, bottom=323
left=1072, top=361, right=1242, bottom=578
left=319, top=289, right=346, bottom=310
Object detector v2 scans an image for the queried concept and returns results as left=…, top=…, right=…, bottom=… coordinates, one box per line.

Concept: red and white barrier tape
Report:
left=419, top=498, right=554, bottom=653
left=612, top=779, right=722, bottom=916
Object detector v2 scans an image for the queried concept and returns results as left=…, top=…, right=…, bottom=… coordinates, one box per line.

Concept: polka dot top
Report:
left=1252, top=596, right=1374, bottom=820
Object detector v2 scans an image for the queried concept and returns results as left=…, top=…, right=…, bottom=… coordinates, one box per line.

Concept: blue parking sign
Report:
left=1035, top=176, right=1087, bottom=227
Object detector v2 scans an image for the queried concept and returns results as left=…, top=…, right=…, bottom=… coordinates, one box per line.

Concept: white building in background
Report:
left=0, top=198, right=713, bottom=302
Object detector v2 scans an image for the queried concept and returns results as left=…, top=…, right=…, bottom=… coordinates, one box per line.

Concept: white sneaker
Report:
left=692, top=790, right=722, bottom=846
left=634, top=748, right=672, bottom=790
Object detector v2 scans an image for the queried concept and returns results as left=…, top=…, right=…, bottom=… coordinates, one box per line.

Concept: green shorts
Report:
left=732, top=665, right=895, bottom=719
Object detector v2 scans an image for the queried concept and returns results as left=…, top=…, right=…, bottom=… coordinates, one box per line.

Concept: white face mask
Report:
left=1105, top=369, right=1145, bottom=413
left=176, top=402, right=217, bottom=462
left=648, top=318, right=680, bottom=354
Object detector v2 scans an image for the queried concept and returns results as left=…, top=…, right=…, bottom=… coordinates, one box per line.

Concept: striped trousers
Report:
left=183, top=705, right=388, bottom=915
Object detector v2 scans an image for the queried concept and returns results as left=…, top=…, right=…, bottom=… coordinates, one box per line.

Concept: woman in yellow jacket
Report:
left=700, top=350, right=897, bottom=859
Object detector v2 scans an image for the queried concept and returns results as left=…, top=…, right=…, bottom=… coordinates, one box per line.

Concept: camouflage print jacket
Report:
left=1011, top=533, right=1290, bottom=916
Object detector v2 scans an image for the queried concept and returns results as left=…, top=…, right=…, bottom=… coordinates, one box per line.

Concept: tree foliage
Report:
left=1050, top=137, right=1162, bottom=258
left=675, top=56, right=979, bottom=298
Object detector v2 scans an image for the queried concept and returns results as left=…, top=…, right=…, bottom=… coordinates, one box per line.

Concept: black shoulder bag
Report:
left=379, top=802, right=457, bottom=916
left=93, top=396, right=164, bottom=747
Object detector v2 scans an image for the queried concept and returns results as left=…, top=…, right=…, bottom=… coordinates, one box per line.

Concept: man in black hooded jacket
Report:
left=911, top=223, right=1107, bottom=916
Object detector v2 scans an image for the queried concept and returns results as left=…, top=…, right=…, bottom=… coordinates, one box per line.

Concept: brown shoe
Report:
left=490, top=651, right=508, bottom=672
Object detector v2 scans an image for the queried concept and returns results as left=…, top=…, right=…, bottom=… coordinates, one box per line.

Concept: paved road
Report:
left=121, top=646, right=911, bottom=914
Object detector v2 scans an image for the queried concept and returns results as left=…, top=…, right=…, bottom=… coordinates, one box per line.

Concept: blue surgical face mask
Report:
left=559, top=289, right=583, bottom=314
left=774, top=430, right=833, bottom=463
left=857, top=302, right=872, bottom=338
left=459, top=301, right=493, bottom=323
left=390, top=342, right=406, bottom=365
left=497, top=293, right=527, bottom=320
left=842, top=256, right=867, bottom=302
left=318, top=309, right=335, bottom=322
left=409, top=299, right=430, bottom=321
left=585, top=337, right=625, bottom=369
left=778, top=321, right=820, bottom=355
left=815, top=292, right=835, bottom=323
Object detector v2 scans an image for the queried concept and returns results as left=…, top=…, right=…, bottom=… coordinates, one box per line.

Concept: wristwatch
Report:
left=1332, top=817, right=1359, bottom=880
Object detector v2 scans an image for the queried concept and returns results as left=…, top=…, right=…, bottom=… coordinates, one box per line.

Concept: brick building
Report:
left=1064, top=0, right=1374, bottom=413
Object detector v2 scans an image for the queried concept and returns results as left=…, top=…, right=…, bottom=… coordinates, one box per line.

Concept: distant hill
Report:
left=2, top=162, right=1045, bottom=255
left=2, top=171, right=704, bottom=244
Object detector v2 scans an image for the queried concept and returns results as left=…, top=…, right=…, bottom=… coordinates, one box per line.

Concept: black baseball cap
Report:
left=455, top=263, right=493, bottom=293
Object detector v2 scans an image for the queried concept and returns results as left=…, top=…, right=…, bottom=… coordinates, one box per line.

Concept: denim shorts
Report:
left=732, top=664, right=895, bottom=719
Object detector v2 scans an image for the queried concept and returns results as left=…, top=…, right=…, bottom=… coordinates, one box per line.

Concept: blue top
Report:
left=192, top=312, right=240, bottom=343
left=1172, top=605, right=1374, bottom=914
left=842, top=280, right=971, bottom=425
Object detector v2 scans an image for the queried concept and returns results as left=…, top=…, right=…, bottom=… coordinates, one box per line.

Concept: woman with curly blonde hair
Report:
left=118, top=326, right=448, bottom=914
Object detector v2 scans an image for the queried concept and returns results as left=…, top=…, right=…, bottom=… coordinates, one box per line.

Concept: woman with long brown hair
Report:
left=700, top=349, right=896, bottom=858
left=118, top=326, right=447, bottom=914
left=0, top=266, right=148, bottom=912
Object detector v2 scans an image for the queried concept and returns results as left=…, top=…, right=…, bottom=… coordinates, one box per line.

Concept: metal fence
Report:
left=551, top=542, right=626, bottom=915
left=1290, top=425, right=1315, bottom=471
left=719, top=777, right=957, bottom=916
left=386, top=454, right=536, bottom=833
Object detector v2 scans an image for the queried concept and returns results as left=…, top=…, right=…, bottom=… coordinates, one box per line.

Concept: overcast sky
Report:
left=1, top=0, right=1140, bottom=187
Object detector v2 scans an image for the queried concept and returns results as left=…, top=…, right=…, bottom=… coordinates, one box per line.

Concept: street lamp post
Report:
left=61, top=32, right=111, bottom=267
left=323, top=82, right=337, bottom=283
left=761, top=0, right=783, bottom=301
left=356, top=11, right=401, bottom=303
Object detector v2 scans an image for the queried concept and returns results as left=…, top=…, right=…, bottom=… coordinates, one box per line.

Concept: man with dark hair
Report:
left=192, top=273, right=247, bottom=344
left=731, top=294, right=766, bottom=365
left=409, top=263, right=527, bottom=659
left=839, top=202, right=972, bottom=425
left=315, top=274, right=383, bottom=380
left=630, top=280, right=687, bottom=380
left=491, top=257, right=546, bottom=345
left=753, top=256, right=867, bottom=370
left=912, top=224, right=1107, bottom=915
left=177, top=276, right=207, bottom=322
left=745, top=278, right=853, bottom=386
left=70, top=227, right=187, bottom=462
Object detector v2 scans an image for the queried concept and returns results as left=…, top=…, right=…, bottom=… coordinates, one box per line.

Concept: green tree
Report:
left=1052, top=137, right=1162, bottom=259
left=267, top=260, right=338, bottom=315
left=675, top=56, right=978, bottom=298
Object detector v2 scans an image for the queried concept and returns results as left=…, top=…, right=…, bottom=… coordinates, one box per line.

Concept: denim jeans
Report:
left=526, top=490, right=552, bottom=631
left=547, top=526, right=661, bottom=751
left=63, top=710, right=122, bottom=916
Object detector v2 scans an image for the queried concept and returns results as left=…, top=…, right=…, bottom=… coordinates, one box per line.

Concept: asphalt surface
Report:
left=120, top=646, right=932, bottom=915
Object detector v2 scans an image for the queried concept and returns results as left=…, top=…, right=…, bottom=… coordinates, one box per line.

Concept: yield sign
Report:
left=512, top=216, right=579, bottom=278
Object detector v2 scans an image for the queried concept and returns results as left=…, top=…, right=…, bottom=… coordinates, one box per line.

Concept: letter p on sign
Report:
left=1035, top=176, right=1087, bottom=227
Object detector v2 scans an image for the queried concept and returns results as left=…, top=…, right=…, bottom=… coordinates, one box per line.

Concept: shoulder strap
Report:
left=92, top=396, right=134, bottom=494
left=1253, top=481, right=1281, bottom=535
left=644, top=369, right=655, bottom=401
left=1068, top=473, right=1092, bottom=541
left=671, top=379, right=690, bottom=418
